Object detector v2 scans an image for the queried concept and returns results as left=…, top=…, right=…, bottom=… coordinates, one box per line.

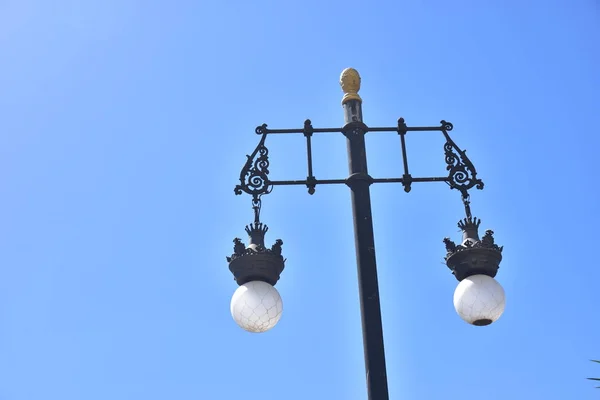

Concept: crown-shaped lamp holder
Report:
left=443, top=194, right=503, bottom=281
left=226, top=196, right=285, bottom=286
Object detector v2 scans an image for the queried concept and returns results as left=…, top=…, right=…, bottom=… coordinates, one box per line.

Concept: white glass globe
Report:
left=453, top=274, right=505, bottom=326
left=230, top=280, right=283, bottom=333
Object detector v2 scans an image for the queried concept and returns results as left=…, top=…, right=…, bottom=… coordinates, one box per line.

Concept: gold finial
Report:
left=340, top=68, right=362, bottom=105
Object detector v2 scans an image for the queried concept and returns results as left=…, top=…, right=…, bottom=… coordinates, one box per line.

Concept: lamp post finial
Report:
left=340, top=68, right=362, bottom=105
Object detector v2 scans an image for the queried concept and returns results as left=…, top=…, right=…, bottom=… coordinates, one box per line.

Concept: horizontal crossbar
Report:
left=269, top=176, right=449, bottom=186
left=258, top=126, right=446, bottom=135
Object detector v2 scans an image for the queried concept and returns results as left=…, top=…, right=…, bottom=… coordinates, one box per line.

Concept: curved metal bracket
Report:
left=440, top=121, right=484, bottom=196
left=234, top=131, right=273, bottom=223
left=234, top=132, right=273, bottom=199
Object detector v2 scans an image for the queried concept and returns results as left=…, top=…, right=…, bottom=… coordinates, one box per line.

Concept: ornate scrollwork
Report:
left=440, top=120, right=454, bottom=131
left=441, top=122, right=483, bottom=194
left=234, top=133, right=273, bottom=198
left=255, top=124, right=268, bottom=135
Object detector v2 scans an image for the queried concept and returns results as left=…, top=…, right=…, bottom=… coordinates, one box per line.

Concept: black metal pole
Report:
left=340, top=68, right=389, bottom=400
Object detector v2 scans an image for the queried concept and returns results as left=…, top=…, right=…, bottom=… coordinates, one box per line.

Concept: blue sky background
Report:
left=1, top=1, right=599, bottom=399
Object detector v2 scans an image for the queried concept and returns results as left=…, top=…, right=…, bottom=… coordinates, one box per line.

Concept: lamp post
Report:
left=226, top=68, right=506, bottom=400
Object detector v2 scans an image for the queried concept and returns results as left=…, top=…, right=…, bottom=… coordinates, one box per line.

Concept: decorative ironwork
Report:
left=235, top=119, right=484, bottom=199
left=230, top=237, right=246, bottom=259
left=271, top=239, right=283, bottom=256
left=443, top=216, right=503, bottom=281
left=440, top=120, right=484, bottom=196
left=255, top=123, right=269, bottom=135
left=231, top=118, right=496, bottom=284
left=230, top=129, right=285, bottom=286
left=251, top=197, right=262, bottom=224
left=461, top=193, right=473, bottom=219
left=226, top=221, right=286, bottom=286
left=226, top=223, right=285, bottom=262
left=234, top=132, right=272, bottom=199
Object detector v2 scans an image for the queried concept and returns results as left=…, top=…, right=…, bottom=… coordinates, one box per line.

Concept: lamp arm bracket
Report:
left=439, top=121, right=484, bottom=194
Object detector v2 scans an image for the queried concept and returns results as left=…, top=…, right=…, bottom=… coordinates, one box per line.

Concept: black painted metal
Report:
left=230, top=101, right=501, bottom=399
left=226, top=221, right=285, bottom=286
left=234, top=133, right=272, bottom=201
left=439, top=122, right=484, bottom=197
left=303, top=119, right=317, bottom=194
left=397, top=118, right=412, bottom=193
left=342, top=102, right=389, bottom=400
left=443, top=216, right=503, bottom=281
left=268, top=176, right=448, bottom=187
left=235, top=119, right=481, bottom=202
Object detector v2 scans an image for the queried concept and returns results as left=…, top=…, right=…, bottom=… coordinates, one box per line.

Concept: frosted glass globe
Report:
left=453, top=274, right=505, bottom=326
left=230, top=280, right=283, bottom=333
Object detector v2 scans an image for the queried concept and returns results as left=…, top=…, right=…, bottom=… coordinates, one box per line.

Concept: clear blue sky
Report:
left=1, top=1, right=599, bottom=399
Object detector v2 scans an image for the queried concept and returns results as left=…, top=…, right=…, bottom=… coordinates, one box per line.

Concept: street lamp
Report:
left=225, top=68, right=506, bottom=400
